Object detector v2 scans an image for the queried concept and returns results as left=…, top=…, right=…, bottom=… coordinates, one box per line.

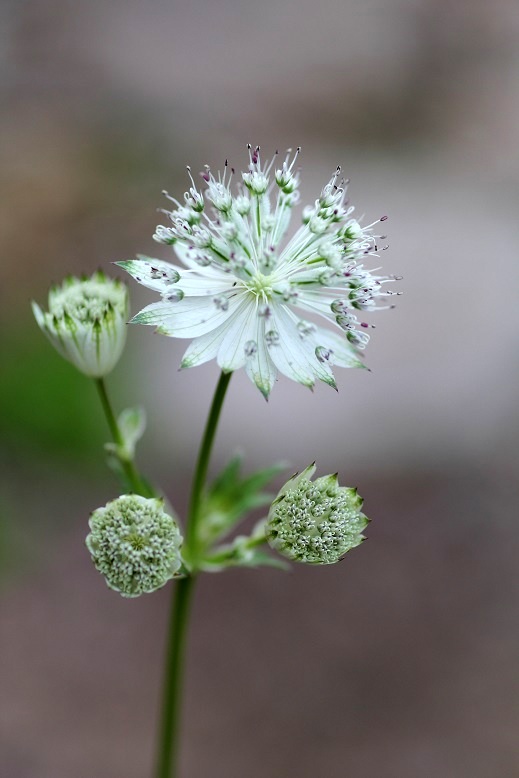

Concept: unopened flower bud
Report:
left=266, top=464, right=368, bottom=564
left=32, top=271, right=128, bottom=377
left=86, top=495, right=183, bottom=597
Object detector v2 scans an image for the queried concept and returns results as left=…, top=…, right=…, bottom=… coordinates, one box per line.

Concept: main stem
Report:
left=155, top=370, right=232, bottom=778
left=186, top=370, right=233, bottom=557
left=95, top=377, right=151, bottom=497
left=155, top=575, right=194, bottom=778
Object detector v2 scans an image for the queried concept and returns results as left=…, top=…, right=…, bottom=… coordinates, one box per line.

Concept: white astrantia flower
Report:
left=118, top=146, right=400, bottom=398
left=32, top=272, right=129, bottom=378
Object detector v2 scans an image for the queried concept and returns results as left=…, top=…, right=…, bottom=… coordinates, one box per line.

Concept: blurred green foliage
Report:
left=0, top=322, right=127, bottom=583
left=0, top=323, right=106, bottom=463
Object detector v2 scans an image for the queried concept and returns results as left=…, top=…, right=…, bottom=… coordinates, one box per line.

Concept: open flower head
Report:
left=86, top=495, right=183, bottom=597
left=266, top=464, right=368, bottom=564
left=119, top=146, right=399, bottom=397
left=32, top=271, right=128, bottom=378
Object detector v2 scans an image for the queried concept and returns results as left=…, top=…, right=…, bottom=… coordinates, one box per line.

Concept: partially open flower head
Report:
left=119, top=146, right=400, bottom=398
left=86, top=495, right=183, bottom=597
left=266, top=464, right=368, bottom=564
left=32, top=271, right=128, bottom=377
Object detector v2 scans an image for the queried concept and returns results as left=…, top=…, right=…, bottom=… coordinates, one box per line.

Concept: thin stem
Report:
left=185, top=370, right=233, bottom=558
left=94, top=377, right=151, bottom=497
left=155, top=370, right=232, bottom=778
left=155, top=575, right=195, bottom=778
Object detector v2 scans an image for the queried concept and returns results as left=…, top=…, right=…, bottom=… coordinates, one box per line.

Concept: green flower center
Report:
left=243, top=272, right=274, bottom=301
left=127, top=532, right=146, bottom=550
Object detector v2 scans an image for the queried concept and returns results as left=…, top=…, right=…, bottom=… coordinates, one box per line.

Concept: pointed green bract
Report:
left=197, top=455, right=286, bottom=549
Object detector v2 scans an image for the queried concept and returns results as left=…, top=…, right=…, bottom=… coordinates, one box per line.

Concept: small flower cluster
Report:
left=119, top=145, right=399, bottom=397
left=32, top=271, right=128, bottom=377
left=266, top=464, right=368, bottom=564
left=86, top=495, right=183, bottom=597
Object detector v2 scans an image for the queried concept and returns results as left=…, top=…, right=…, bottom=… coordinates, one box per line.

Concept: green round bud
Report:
left=32, top=271, right=129, bottom=377
left=86, top=495, right=183, bottom=597
left=266, top=464, right=368, bottom=565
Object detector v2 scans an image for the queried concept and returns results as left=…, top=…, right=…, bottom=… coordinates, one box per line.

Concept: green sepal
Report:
left=117, top=406, right=146, bottom=459
left=197, top=456, right=287, bottom=549
left=103, top=406, right=155, bottom=496
left=104, top=406, right=146, bottom=462
left=173, top=560, right=191, bottom=579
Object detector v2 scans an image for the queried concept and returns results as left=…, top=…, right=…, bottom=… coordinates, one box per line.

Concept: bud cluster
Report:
left=86, top=495, right=183, bottom=597
left=266, top=465, right=368, bottom=564
left=32, top=271, right=128, bottom=377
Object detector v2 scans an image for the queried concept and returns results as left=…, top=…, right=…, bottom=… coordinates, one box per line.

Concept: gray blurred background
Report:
left=1, top=0, right=519, bottom=776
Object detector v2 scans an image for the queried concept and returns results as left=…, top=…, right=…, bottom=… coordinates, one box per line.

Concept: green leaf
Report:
left=198, top=456, right=287, bottom=548
left=201, top=550, right=290, bottom=573
left=199, top=527, right=290, bottom=573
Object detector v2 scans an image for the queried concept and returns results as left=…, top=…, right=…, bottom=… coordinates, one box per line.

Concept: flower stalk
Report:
left=156, top=370, right=232, bottom=778
left=185, top=370, right=233, bottom=563
left=155, top=575, right=195, bottom=778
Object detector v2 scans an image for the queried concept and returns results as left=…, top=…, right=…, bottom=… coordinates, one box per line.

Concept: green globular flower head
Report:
left=266, top=464, right=368, bottom=565
left=86, top=495, right=183, bottom=597
left=32, top=271, right=129, bottom=377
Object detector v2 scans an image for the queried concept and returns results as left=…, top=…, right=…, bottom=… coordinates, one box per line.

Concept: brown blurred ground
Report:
left=1, top=0, right=519, bottom=776
left=2, top=468, right=518, bottom=777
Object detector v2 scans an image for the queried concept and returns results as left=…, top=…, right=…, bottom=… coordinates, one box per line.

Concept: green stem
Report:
left=155, top=370, right=232, bottom=778
left=203, top=532, right=268, bottom=565
left=255, top=194, right=261, bottom=240
left=155, top=575, right=195, bottom=778
left=185, top=370, right=233, bottom=560
left=94, top=377, right=151, bottom=497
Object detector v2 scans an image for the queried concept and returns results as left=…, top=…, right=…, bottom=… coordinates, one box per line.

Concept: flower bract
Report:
left=266, top=464, right=368, bottom=564
left=32, top=271, right=128, bottom=378
left=119, top=146, right=399, bottom=397
left=86, top=495, right=183, bottom=597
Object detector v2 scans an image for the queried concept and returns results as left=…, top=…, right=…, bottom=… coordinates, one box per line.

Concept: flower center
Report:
left=127, top=532, right=146, bottom=550
left=243, top=272, right=274, bottom=302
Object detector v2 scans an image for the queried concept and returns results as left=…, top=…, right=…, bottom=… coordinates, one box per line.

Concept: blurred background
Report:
left=1, top=0, right=519, bottom=775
